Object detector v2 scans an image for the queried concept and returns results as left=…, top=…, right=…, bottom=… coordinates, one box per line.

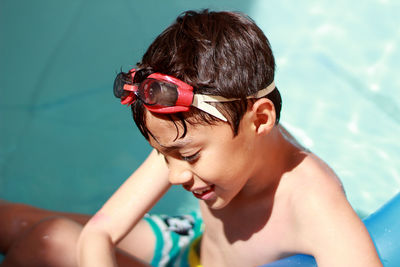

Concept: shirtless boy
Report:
left=0, top=10, right=382, bottom=267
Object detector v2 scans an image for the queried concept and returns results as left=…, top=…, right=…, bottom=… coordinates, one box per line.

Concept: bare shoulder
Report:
left=286, top=152, right=348, bottom=236
left=281, top=152, right=382, bottom=266
left=277, top=151, right=346, bottom=223
left=288, top=152, right=345, bottom=204
left=278, top=125, right=344, bottom=199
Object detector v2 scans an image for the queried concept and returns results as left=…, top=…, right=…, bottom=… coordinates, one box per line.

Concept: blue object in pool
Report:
left=364, top=192, right=400, bottom=267
left=261, top=192, right=400, bottom=267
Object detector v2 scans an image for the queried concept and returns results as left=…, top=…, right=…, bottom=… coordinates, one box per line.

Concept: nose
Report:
left=168, top=161, right=193, bottom=185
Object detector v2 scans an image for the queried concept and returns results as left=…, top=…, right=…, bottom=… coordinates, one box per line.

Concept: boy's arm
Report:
left=77, top=149, right=170, bottom=267
left=294, top=174, right=382, bottom=267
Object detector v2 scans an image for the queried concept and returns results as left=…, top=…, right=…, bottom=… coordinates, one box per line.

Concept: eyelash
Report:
left=180, top=152, right=200, bottom=163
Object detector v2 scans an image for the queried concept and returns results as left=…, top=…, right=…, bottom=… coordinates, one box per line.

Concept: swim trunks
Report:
left=144, top=212, right=203, bottom=267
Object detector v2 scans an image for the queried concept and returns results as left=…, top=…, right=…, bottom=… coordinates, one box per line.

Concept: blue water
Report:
left=0, top=0, right=399, bottom=221
left=250, top=0, right=400, bottom=215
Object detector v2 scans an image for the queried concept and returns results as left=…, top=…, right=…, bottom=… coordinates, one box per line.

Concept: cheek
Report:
left=221, top=138, right=255, bottom=168
left=197, top=146, right=251, bottom=184
left=222, top=144, right=256, bottom=184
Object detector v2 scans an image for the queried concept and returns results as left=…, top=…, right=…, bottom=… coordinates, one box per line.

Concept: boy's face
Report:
left=146, top=111, right=259, bottom=210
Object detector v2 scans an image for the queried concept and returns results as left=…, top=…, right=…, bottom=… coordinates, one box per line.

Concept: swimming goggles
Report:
left=114, top=68, right=276, bottom=122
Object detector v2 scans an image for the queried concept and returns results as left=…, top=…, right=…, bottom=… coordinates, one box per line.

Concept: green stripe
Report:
left=144, top=217, right=164, bottom=266
left=166, top=232, right=180, bottom=267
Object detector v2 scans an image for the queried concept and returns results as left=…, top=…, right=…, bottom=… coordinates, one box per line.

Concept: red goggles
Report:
left=114, top=69, right=194, bottom=113
left=114, top=68, right=276, bottom=121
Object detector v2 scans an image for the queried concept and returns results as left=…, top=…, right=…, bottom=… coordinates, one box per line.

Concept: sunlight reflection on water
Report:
left=251, top=0, right=400, bottom=215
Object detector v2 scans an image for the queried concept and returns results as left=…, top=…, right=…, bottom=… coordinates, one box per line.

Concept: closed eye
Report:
left=180, top=152, right=200, bottom=163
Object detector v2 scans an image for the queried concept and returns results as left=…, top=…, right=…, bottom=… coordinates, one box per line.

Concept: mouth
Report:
left=192, top=185, right=216, bottom=200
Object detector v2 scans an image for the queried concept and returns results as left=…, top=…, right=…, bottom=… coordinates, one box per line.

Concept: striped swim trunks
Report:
left=144, top=212, right=203, bottom=267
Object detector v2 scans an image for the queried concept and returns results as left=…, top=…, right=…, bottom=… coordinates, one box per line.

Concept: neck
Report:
left=235, top=124, right=305, bottom=201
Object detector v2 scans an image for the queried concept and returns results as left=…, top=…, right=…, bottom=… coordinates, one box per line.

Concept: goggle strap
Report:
left=250, top=81, right=276, bottom=99
left=194, top=81, right=276, bottom=103
left=193, top=94, right=238, bottom=103
left=192, top=95, right=229, bottom=121
left=192, top=81, right=276, bottom=121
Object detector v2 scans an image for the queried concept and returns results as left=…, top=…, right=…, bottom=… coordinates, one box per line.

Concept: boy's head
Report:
left=115, top=9, right=281, bottom=139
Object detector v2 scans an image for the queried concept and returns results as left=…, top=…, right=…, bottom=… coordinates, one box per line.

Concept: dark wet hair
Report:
left=123, top=9, right=281, bottom=140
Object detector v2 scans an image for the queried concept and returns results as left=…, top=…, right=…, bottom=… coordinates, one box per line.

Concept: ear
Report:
left=249, top=98, right=276, bottom=135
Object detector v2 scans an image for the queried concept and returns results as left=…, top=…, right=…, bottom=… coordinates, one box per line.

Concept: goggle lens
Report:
left=113, top=72, right=132, bottom=99
left=138, top=79, right=179, bottom=106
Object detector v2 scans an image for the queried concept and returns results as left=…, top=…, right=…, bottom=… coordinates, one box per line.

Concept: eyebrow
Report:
left=157, top=138, right=194, bottom=153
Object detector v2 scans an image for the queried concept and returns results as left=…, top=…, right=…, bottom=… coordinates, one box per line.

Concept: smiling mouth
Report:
left=192, top=185, right=215, bottom=200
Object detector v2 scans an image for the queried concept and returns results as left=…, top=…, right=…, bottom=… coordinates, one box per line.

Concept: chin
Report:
left=205, top=197, right=230, bottom=210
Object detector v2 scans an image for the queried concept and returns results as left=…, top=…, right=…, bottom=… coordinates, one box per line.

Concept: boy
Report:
left=77, top=9, right=382, bottom=267
left=0, top=10, right=381, bottom=267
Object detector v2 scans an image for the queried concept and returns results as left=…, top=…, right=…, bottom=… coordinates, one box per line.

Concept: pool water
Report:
left=1, top=0, right=399, bottom=221
left=250, top=0, right=400, bottom=216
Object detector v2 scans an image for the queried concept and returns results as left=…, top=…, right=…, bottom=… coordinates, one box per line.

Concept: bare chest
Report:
left=199, top=202, right=297, bottom=266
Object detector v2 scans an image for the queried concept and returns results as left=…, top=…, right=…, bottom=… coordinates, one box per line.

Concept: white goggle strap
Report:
left=250, top=81, right=276, bottom=99
left=192, top=81, right=276, bottom=122
left=192, top=94, right=231, bottom=121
